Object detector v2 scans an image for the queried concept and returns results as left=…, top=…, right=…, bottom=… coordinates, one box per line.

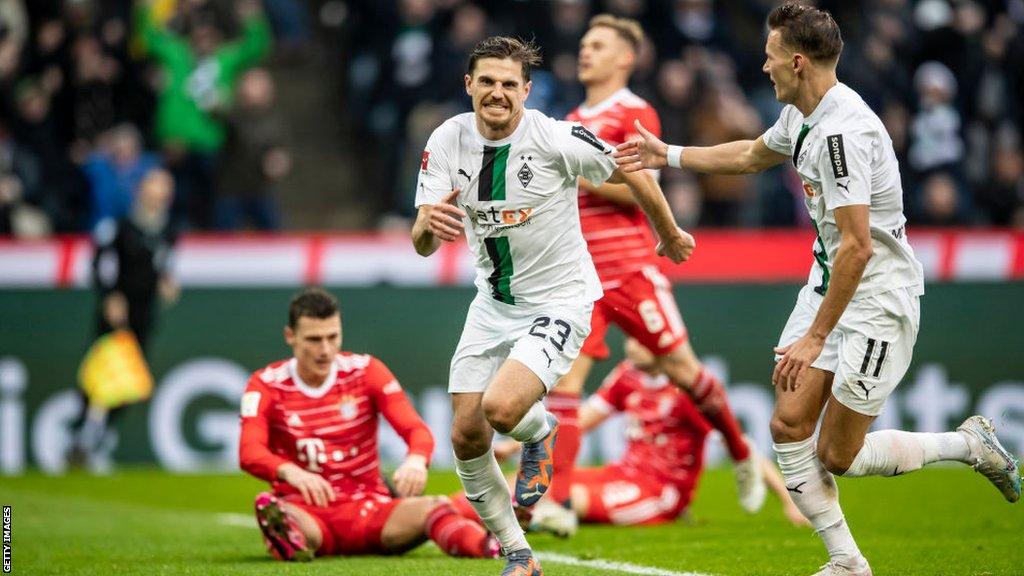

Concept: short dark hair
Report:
left=288, top=288, right=339, bottom=329
left=767, top=3, right=843, bottom=63
left=589, top=14, right=644, bottom=53
left=467, top=36, right=542, bottom=82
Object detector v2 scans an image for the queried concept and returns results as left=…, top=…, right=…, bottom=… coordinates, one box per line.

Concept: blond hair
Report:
left=588, top=14, right=644, bottom=52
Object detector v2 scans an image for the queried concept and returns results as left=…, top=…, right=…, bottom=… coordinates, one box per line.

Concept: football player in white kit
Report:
left=613, top=4, right=1020, bottom=576
left=411, top=36, right=694, bottom=576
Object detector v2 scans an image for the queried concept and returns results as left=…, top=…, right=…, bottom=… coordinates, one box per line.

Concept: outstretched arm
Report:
left=606, top=168, right=695, bottom=264
left=615, top=120, right=787, bottom=175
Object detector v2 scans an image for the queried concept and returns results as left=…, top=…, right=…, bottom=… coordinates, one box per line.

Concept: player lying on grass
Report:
left=238, top=288, right=499, bottom=561
left=464, top=338, right=808, bottom=535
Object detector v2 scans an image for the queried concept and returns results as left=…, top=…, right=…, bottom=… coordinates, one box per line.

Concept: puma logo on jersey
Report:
left=466, top=493, right=487, bottom=503
left=457, top=168, right=472, bottom=181
left=786, top=481, right=807, bottom=494
left=542, top=348, right=554, bottom=368
left=836, top=180, right=850, bottom=192
left=287, top=413, right=303, bottom=427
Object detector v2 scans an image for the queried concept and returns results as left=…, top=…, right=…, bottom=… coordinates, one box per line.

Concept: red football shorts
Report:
left=283, top=493, right=400, bottom=556
left=575, top=464, right=691, bottom=526
left=581, top=268, right=688, bottom=360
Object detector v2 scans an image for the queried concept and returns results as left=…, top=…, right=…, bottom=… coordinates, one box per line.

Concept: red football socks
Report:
left=687, top=367, right=750, bottom=461
left=425, top=502, right=492, bottom=558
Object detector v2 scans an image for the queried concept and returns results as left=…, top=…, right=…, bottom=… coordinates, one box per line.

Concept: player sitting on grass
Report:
left=464, top=338, right=808, bottom=536
left=238, top=288, right=499, bottom=561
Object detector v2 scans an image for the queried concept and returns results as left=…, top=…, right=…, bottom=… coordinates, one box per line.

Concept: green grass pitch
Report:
left=1, top=467, right=1020, bottom=575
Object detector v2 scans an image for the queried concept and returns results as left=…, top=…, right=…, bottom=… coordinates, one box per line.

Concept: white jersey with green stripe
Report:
left=762, top=82, right=924, bottom=300
left=415, top=109, right=615, bottom=306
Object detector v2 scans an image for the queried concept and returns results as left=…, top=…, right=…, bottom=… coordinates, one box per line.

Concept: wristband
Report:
left=666, top=145, right=684, bottom=169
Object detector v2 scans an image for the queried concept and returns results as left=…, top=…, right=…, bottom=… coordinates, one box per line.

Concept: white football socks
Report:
left=843, top=430, right=971, bottom=477
left=454, top=448, right=529, bottom=554
left=775, top=436, right=865, bottom=568
left=506, top=401, right=551, bottom=444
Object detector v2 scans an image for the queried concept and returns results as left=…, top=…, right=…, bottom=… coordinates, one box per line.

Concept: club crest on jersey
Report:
left=827, top=134, right=848, bottom=178
left=420, top=150, right=430, bottom=172
left=803, top=182, right=816, bottom=198
left=517, top=161, right=534, bottom=188
left=339, top=396, right=358, bottom=420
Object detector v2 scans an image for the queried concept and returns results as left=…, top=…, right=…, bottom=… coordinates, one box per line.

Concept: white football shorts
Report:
left=775, top=284, right=920, bottom=416
left=448, top=293, right=593, bottom=393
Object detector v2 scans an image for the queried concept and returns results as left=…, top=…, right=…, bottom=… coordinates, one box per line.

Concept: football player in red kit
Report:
left=564, top=339, right=807, bottom=529
left=239, top=288, right=498, bottom=561
left=540, top=14, right=765, bottom=533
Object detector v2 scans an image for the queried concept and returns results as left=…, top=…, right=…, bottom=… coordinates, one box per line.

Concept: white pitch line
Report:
left=537, top=551, right=717, bottom=576
left=217, top=512, right=256, bottom=528
left=216, top=513, right=718, bottom=576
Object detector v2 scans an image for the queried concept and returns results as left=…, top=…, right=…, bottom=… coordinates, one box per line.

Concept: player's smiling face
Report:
left=285, top=314, right=341, bottom=383
left=763, top=29, right=798, bottom=104
left=578, top=26, right=632, bottom=86
left=466, top=57, right=531, bottom=135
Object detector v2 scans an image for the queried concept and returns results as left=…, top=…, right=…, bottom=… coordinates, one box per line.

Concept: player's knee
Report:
left=480, top=395, right=521, bottom=434
left=817, top=444, right=855, bottom=475
left=770, top=413, right=815, bottom=444
left=451, top=424, right=490, bottom=459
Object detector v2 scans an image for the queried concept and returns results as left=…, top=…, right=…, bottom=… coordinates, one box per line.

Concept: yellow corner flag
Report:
left=78, top=330, right=154, bottom=409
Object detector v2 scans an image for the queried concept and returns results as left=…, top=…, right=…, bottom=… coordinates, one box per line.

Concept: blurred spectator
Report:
left=909, top=61, right=964, bottom=174
left=135, top=0, right=271, bottom=229
left=82, top=123, right=160, bottom=229
left=0, top=0, right=27, bottom=86
left=69, top=167, right=179, bottom=473
left=976, top=130, right=1024, bottom=226
left=216, top=68, right=289, bottom=230
left=11, top=78, right=89, bottom=231
left=688, top=76, right=762, bottom=226
left=913, top=171, right=970, bottom=226
left=0, top=117, right=48, bottom=237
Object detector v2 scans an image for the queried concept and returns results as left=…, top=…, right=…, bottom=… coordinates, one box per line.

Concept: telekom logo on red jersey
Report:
left=296, top=438, right=326, bottom=472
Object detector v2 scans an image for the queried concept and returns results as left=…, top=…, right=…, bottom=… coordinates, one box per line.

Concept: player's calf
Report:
left=254, top=492, right=314, bottom=562
left=514, top=412, right=559, bottom=507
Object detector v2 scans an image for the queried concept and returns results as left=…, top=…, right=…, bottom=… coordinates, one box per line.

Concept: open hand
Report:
left=613, top=120, right=669, bottom=173
left=772, top=333, right=826, bottom=391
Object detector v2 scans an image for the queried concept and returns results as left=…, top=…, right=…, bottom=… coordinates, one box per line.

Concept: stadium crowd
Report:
left=0, top=0, right=1022, bottom=236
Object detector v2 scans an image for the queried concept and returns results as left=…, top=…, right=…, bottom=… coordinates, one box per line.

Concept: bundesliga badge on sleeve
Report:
left=78, top=330, right=154, bottom=409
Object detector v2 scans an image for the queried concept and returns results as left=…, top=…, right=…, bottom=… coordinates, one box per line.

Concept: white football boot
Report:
left=528, top=499, right=578, bottom=538
left=810, top=559, right=873, bottom=576
left=734, top=439, right=767, bottom=513
left=957, top=415, right=1021, bottom=503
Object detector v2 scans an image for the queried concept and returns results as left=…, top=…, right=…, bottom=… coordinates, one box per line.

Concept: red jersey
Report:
left=587, top=360, right=711, bottom=487
left=566, top=88, right=662, bottom=289
left=238, top=352, right=434, bottom=502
